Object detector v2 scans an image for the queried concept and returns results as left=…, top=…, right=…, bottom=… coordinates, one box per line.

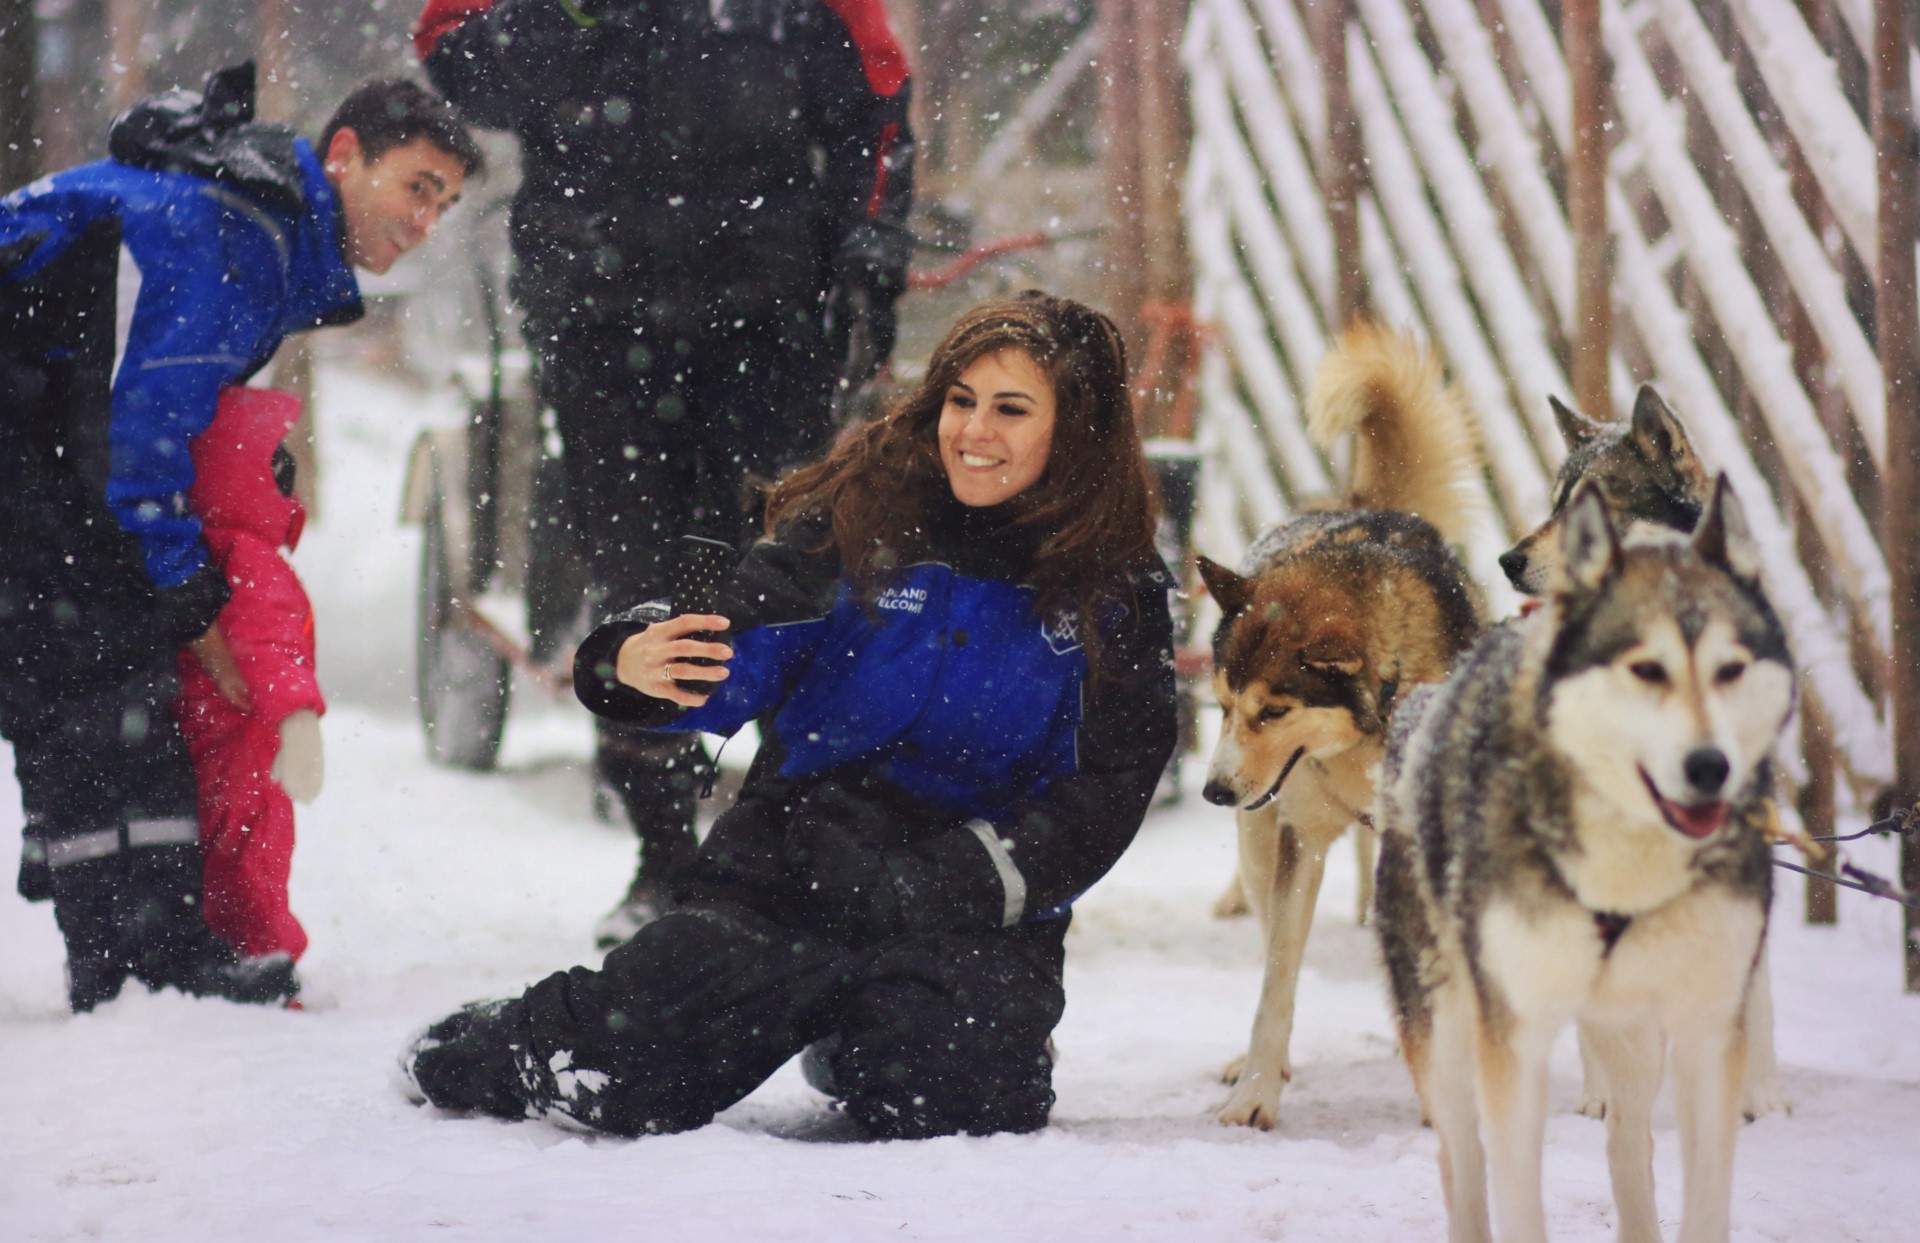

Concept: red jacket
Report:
left=179, top=387, right=324, bottom=730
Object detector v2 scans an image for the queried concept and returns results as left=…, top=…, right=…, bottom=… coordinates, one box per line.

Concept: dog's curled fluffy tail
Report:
left=1307, top=322, right=1483, bottom=549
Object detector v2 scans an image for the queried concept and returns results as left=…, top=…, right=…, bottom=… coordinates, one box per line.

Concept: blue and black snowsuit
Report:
left=0, top=86, right=359, bottom=1008
left=406, top=504, right=1178, bottom=1138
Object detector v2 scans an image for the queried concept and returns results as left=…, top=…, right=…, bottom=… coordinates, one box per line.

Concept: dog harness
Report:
left=1593, top=910, right=1633, bottom=955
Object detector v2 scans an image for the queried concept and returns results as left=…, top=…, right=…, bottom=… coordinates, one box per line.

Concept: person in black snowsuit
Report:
left=399, top=291, right=1176, bottom=1140
left=0, top=71, right=482, bottom=1012
left=413, top=0, right=917, bottom=943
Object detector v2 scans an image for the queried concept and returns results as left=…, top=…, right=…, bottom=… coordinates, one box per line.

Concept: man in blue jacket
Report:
left=0, top=69, right=482, bottom=1012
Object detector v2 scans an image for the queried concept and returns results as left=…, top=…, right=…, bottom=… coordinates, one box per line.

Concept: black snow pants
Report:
left=5, top=653, right=202, bottom=901
left=449, top=902, right=1066, bottom=1140
left=0, top=405, right=203, bottom=903
left=533, top=315, right=837, bottom=874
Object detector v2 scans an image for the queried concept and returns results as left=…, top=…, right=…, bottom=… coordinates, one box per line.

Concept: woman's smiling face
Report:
left=937, top=349, right=1058, bottom=507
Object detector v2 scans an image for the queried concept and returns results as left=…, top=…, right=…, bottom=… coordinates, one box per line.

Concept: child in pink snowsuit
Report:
left=176, top=386, right=325, bottom=964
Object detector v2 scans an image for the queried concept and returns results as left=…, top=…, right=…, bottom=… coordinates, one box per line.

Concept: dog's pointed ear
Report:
left=1558, top=482, right=1620, bottom=593
left=1196, top=555, right=1252, bottom=617
left=1630, top=385, right=1710, bottom=493
left=1550, top=395, right=1604, bottom=449
left=1692, top=474, right=1760, bottom=583
left=1630, top=386, right=1689, bottom=461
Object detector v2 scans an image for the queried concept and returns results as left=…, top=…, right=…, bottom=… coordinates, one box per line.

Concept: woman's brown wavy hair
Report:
left=763, top=289, right=1159, bottom=673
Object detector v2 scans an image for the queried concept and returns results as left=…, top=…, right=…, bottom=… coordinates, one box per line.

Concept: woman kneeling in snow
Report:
left=397, top=291, right=1176, bottom=1139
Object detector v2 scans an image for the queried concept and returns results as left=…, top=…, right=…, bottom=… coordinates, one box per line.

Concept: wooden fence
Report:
left=1181, top=0, right=1916, bottom=957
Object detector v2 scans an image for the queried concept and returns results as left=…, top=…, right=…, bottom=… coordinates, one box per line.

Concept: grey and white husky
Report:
left=1499, top=386, right=1789, bottom=1121
left=1374, top=477, right=1794, bottom=1243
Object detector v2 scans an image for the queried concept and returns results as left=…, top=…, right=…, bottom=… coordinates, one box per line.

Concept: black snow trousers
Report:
left=415, top=902, right=1067, bottom=1140
left=0, top=647, right=272, bottom=1011
left=0, top=404, right=202, bottom=907
left=6, top=653, right=201, bottom=903
left=535, top=316, right=836, bottom=874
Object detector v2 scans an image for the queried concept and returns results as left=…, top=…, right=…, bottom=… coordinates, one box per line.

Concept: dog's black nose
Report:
left=1202, top=780, right=1239, bottom=807
left=1683, top=747, right=1730, bottom=796
left=1498, top=548, right=1527, bottom=586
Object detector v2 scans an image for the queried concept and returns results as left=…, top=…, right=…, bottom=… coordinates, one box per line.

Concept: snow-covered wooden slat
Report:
left=1650, top=0, right=1885, bottom=471
left=1182, top=18, right=1333, bottom=497
left=1195, top=356, right=1290, bottom=537
left=1343, top=18, right=1553, bottom=526
left=1420, top=0, right=1638, bottom=415
left=1355, top=201, right=1417, bottom=328
left=1490, top=0, right=1892, bottom=784
left=1186, top=4, right=1323, bottom=517
left=1244, top=0, right=1550, bottom=521
left=1351, top=0, right=1570, bottom=465
left=1199, top=0, right=1337, bottom=320
left=1184, top=142, right=1289, bottom=541
left=1214, top=0, right=1546, bottom=532
left=1247, top=0, right=1326, bottom=156
left=1418, top=0, right=1574, bottom=331
left=1725, top=0, right=1878, bottom=272
left=1187, top=67, right=1328, bottom=386
left=1604, top=0, right=1892, bottom=659
left=1188, top=251, right=1293, bottom=524
left=1188, top=213, right=1336, bottom=494
left=1201, top=370, right=1291, bottom=537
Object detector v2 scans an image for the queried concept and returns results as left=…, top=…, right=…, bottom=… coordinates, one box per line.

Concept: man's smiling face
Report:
left=325, top=130, right=467, bottom=275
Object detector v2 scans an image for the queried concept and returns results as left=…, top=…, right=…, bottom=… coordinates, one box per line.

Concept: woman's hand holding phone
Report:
left=615, top=615, right=733, bottom=707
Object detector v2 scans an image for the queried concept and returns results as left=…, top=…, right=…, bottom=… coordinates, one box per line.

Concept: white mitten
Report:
left=272, top=710, right=325, bottom=804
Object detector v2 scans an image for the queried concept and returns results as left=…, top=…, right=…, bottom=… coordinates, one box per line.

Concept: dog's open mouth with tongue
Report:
left=1640, top=767, right=1728, bottom=838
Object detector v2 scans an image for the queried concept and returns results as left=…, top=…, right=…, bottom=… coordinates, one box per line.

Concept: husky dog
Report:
left=1500, top=386, right=1788, bottom=1122
left=1499, top=386, right=1711, bottom=597
left=1375, top=478, right=1794, bottom=1243
left=1198, top=323, right=1486, bottom=1129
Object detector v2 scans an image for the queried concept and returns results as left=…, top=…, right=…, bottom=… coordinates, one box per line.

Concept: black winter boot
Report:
left=121, top=844, right=299, bottom=1006
left=397, top=999, right=530, bottom=1120
left=799, top=1033, right=843, bottom=1099
left=49, top=854, right=134, bottom=1013
left=593, top=729, right=705, bottom=949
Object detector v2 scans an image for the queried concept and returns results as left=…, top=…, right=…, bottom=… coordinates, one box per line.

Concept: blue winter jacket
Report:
left=0, top=140, right=361, bottom=598
left=575, top=510, right=1178, bottom=933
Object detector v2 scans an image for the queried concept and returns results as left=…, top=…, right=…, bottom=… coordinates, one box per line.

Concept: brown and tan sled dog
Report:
left=1198, top=323, right=1487, bottom=1128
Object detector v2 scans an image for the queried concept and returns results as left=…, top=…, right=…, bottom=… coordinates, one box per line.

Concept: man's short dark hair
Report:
left=318, top=78, right=485, bottom=179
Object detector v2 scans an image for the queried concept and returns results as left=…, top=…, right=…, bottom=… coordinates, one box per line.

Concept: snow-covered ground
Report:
left=3, top=367, right=1915, bottom=1241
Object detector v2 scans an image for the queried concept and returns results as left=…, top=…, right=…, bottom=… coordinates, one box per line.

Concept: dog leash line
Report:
left=1801, top=807, right=1917, bottom=845
left=1768, top=857, right=1920, bottom=910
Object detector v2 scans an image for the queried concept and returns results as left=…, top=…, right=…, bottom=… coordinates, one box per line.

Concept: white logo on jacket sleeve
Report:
left=1042, top=611, right=1083, bottom=655
left=875, top=585, right=928, bottom=614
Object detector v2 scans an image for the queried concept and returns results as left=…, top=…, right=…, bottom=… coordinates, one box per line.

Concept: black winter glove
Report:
left=783, top=785, right=907, bottom=945
left=152, top=560, right=234, bottom=646
left=830, top=222, right=914, bottom=388
left=832, top=282, right=895, bottom=392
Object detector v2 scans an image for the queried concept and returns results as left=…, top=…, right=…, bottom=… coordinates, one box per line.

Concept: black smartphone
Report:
left=669, top=535, right=735, bottom=689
